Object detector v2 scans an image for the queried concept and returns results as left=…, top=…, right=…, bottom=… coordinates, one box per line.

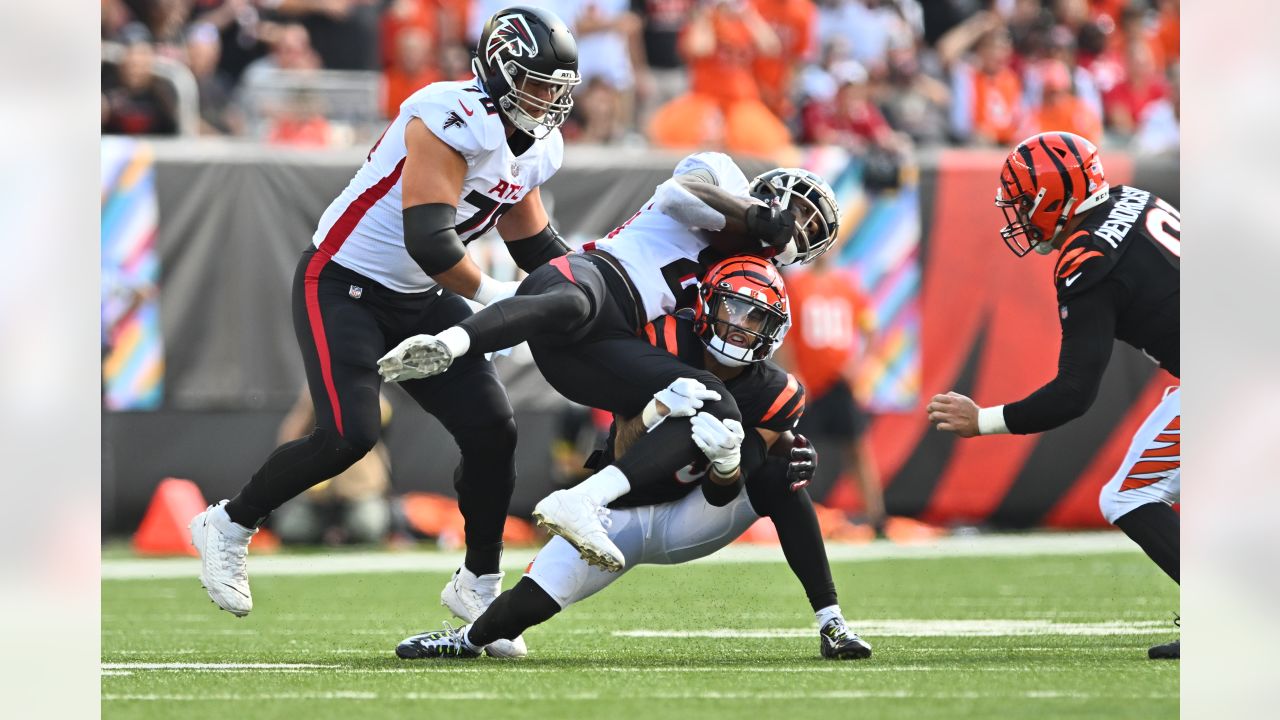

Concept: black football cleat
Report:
left=1148, top=639, right=1179, bottom=659
left=396, top=623, right=482, bottom=660
left=819, top=618, right=873, bottom=660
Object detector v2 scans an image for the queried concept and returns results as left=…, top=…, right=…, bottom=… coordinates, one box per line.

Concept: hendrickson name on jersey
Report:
left=1093, top=186, right=1151, bottom=249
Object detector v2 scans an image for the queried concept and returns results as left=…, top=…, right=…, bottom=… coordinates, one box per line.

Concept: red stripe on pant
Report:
left=304, top=252, right=345, bottom=436
left=306, top=158, right=407, bottom=436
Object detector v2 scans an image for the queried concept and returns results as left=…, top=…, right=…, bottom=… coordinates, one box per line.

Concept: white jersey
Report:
left=311, top=79, right=564, bottom=293
left=592, top=152, right=750, bottom=323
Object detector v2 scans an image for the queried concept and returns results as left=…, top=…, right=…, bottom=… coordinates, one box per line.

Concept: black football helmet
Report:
left=472, top=6, right=580, bottom=140
left=749, top=168, right=841, bottom=266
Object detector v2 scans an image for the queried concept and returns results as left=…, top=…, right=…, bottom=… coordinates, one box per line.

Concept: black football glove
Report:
left=786, top=434, right=817, bottom=492
left=744, top=201, right=797, bottom=252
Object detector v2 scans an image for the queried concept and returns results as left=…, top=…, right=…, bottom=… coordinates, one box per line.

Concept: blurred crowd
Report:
left=103, top=0, right=1179, bottom=156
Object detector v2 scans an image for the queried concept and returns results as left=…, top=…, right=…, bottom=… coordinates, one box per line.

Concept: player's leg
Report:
left=529, top=335, right=742, bottom=570
left=191, top=250, right=387, bottom=616
left=746, top=456, right=872, bottom=659
left=384, top=255, right=602, bottom=377
left=1098, top=387, right=1180, bottom=658
left=395, top=506, right=648, bottom=659
left=395, top=291, right=525, bottom=653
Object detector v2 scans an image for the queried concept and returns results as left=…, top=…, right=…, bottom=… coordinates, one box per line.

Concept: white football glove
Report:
left=377, top=334, right=454, bottom=382
left=642, top=377, right=722, bottom=430
left=689, top=412, right=746, bottom=477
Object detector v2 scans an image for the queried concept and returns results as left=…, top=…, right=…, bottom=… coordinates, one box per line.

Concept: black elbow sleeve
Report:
left=506, top=224, right=569, bottom=273
left=403, top=203, right=466, bottom=275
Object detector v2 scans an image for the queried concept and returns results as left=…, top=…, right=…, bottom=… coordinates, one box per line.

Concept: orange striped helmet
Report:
left=693, top=255, right=791, bottom=367
left=996, top=132, right=1110, bottom=256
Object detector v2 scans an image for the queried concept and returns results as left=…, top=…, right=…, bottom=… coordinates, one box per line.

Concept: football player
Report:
left=188, top=6, right=581, bottom=658
left=378, top=158, right=841, bottom=573
left=395, top=256, right=873, bottom=660
left=926, top=131, right=1180, bottom=659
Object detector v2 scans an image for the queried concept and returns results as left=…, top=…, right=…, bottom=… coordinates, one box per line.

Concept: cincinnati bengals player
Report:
left=377, top=158, right=841, bottom=572
left=395, top=256, right=872, bottom=661
left=188, top=6, right=580, bottom=658
left=926, top=131, right=1180, bottom=659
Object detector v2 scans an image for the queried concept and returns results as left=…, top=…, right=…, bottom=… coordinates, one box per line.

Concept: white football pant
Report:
left=1099, top=386, right=1181, bottom=524
left=527, top=486, right=760, bottom=608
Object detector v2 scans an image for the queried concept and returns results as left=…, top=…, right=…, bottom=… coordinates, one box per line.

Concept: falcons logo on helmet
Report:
left=485, top=14, right=538, bottom=65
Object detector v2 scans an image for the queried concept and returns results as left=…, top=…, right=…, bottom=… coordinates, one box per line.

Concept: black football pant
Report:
left=468, top=456, right=840, bottom=646
left=457, top=254, right=742, bottom=490
left=226, top=249, right=517, bottom=575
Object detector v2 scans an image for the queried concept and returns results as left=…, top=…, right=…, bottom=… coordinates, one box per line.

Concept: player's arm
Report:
left=927, top=284, right=1119, bottom=436
left=653, top=173, right=796, bottom=253
left=496, top=187, right=570, bottom=273
left=699, top=425, right=780, bottom=506
left=401, top=117, right=515, bottom=304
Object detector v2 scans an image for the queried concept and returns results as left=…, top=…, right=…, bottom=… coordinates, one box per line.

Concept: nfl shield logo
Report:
left=1059, top=305, right=1069, bottom=320
left=511, top=161, right=520, bottom=178
left=349, top=285, right=363, bottom=299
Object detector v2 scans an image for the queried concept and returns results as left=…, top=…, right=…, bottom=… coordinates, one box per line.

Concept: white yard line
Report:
left=103, top=689, right=1175, bottom=702
left=614, top=619, right=1175, bottom=638
left=102, top=532, right=1136, bottom=580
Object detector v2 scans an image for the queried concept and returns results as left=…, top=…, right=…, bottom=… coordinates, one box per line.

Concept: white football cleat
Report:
left=377, top=334, right=454, bottom=382
left=189, top=500, right=257, bottom=617
left=440, top=567, right=527, bottom=658
left=532, top=490, right=624, bottom=572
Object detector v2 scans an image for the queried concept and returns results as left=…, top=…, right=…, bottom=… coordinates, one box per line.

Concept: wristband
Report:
left=977, top=405, right=1010, bottom=435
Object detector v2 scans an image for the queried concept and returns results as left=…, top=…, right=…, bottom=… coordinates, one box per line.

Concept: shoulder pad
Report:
left=1053, top=230, right=1118, bottom=300
left=673, top=152, right=750, bottom=197
left=402, top=82, right=505, bottom=161
left=745, top=368, right=806, bottom=433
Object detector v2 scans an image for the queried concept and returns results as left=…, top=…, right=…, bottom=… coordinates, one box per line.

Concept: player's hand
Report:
left=690, top=412, right=745, bottom=477
left=744, top=200, right=797, bottom=252
left=786, top=434, right=817, bottom=492
left=650, top=377, right=722, bottom=428
left=926, top=391, right=980, bottom=438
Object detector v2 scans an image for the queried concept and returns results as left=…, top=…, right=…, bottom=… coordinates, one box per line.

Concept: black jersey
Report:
left=608, top=313, right=805, bottom=508
left=1004, top=185, right=1180, bottom=435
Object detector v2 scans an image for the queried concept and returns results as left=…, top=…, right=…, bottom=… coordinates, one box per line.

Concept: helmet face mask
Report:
left=473, top=7, right=580, bottom=140
left=693, top=256, right=790, bottom=367
left=996, top=132, right=1110, bottom=257
left=749, top=168, right=841, bottom=267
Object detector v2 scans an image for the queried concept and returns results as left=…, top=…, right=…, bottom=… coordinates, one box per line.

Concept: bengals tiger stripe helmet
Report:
left=996, top=132, right=1110, bottom=257
left=693, top=255, right=791, bottom=367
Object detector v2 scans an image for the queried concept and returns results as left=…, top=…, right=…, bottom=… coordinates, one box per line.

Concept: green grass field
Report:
left=102, top=537, right=1178, bottom=719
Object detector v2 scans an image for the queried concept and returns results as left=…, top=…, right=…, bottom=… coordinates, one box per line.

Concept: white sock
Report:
left=571, top=466, right=631, bottom=506
left=437, top=326, right=471, bottom=358
left=461, top=625, right=482, bottom=652
left=815, top=604, right=844, bottom=628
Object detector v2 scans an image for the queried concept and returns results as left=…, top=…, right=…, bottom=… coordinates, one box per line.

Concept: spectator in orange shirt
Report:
left=380, top=0, right=437, bottom=69
left=939, top=12, right=1024, bottom=146
left=647, top=0, right=792, bottom=157
left=382, top=26, right=442, bottom=119
left=1155, top=0, right=1179, bottom=67
left=777, top=251, right=886, bottom=534
left=751, top=0, right=817, bottom=122
left=1021, top=59, right=1102, bottom=144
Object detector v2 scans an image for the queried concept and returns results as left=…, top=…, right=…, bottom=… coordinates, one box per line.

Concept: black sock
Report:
left=464, top=542, right=504, bottom=577
left=746, top=459, right=838, bottom=611
left=1113, top=502, right=1180, bottom=584
left=458, top=282, right=591, bottom=355
left=468, top=576, right=562, bottom=645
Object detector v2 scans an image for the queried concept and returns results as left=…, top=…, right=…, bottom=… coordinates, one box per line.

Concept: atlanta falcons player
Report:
left=926, top=131, right=1181, bottom=659
left=377, top=158, right=840, bottom=573
left=188, top=6, right=580, bottom=658
left=395, top=256, right=872, bottom=660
